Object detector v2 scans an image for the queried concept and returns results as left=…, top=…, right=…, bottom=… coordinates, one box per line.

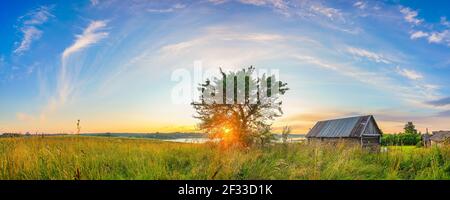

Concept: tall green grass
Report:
left=0, top=136, right=449, bottom=180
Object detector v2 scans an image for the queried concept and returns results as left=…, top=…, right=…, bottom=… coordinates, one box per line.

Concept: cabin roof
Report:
left=306, top=115, right=381, bottom=138
left=430, top=131, right=450, bottom=142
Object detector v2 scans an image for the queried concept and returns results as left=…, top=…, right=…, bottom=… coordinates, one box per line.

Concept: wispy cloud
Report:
left=147, top=3, right=186, bottom=13
left=309, top=4, right=343, bottom=21
left=161, top=26, right=285, bottom=54
left=216, top=0, right=344, bottom=21
left=14, top=27, right=42, bottom=54
left=410, top=30, right=429, bottom=40
left=346, top=47, right=391, bottom=64
left=399, top=7, right=423, bottom=25
left=208, top=0, right=228, bottom=5
left=294, top=55, right=337, bottom=70
left=14, top=6, right=53, bottom=54
left=409, top=29, right=450, bottom=47
left=441, top=17, right=450, bottom=27
left=427, top=30, right=450, bottom=45
left=294, top=53, right=439, bottom=105
left=293, top=54, right=396, bottom=90
left=62, top=20, right=109, bottom=59
left=401, top=7, right=450, bottom=47
left=426, top=97, right=450, bottom=107
left=238, top=0, right=290, bottom=16
left=155, top=24, right=438, bottom=110
left=209, top=0, right=354, bottom=33
left=353, top=1, right=366, bottom=10
left=54, top=20, right=109, bottom=109
left=396, top=66, right=423, bottom=80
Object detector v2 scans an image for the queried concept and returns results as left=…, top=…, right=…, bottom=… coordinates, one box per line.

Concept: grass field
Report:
left=0, top=136, right=449, bottom=180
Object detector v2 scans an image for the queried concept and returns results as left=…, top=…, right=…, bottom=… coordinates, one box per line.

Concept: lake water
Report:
left=162, top=138, right=212, bottom=143
left=163, top=136, right=306, bottom=144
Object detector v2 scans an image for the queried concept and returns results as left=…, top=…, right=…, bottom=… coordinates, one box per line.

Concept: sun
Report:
left=218, top=126, right=238, bottom=145
left=223, top=127, right=231, bottom=134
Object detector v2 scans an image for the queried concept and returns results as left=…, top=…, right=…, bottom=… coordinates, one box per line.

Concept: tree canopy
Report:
left=192, top=66, right=288, bottom=147
left=404, top=122, right=418, bottom=135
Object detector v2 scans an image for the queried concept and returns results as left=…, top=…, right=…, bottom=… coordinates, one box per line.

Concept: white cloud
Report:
left=428, top=32, right=443, bottom=43
left=22, top=7, right=53, bottom=25
left=294, top=54, right=438, bottom=106
left=210, top=27, right=284, bottom=41
left=208, top=0, right=228, bottom=4
left=62, top=20, right=109, bottom=59
left=211, top=1, right=351, bottom=32
left=147, top=3, right=186, bottom=13
left=293, top=55, right=423, bottom=100
left=153, top=28, right=289, bottom=76
left=353, top=1, right=366, bottom=9
left=396, top=66, right=423, bottom=80
left=161, top=27, right=284, bottom=54
left=346, top=47, right=390, bottom=64
left=427, top=30, right=449, bottom=44
left=410, top=30, right=429, bottom=40
left=155, top=25, right=436, bottom=106
left=441, top=17, right=450, bottom=27
left=98, top=26, right=296, bottom=97
left=400, top=7, right=423, bottom=25
left=310, top=4, right=343, bottom=21
left=405, top=17, right=450, bottom=46
left=54, top=20, right=109, bottom=109
left=214, top=0, right=343, bottom=19
left=239, top=0, right=266, bottom=6
left=14, top=27, right=43, bottom=54
left=294, top=55, right=337, bottom=70
left=237, top=0, right=290, bottom=16
left=14, top=6, right=53, bottom=54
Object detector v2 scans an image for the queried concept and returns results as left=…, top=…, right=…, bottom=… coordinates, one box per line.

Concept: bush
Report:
left=416, top=141, right=423, bottom=147
left=381, top=133, right=421, bottom=146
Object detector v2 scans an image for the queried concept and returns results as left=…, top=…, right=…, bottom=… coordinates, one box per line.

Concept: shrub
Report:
left=381, top=133, right=421, bottom=146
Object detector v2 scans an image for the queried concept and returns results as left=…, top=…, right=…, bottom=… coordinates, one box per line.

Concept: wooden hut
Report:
left=306, top=115, right=382, bottom=149
left=430, top=131, right=450, bottom=146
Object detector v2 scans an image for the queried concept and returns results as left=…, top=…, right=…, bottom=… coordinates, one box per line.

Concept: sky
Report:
left=1, top=0, right=450, bottom=134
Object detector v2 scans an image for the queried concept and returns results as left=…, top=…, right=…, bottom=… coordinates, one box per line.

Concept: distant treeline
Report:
left=82, top=132, right=207, bottom=140
left=0, top=133, right=68, bottom=138
left=0, top=133, right=23, bottom=137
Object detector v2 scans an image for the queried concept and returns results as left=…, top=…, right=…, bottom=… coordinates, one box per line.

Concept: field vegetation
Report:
left=1, top=136, right=449, bottom=180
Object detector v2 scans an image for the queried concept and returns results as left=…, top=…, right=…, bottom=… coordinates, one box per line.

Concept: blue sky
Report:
left=1, top=0, right=450, bottom=134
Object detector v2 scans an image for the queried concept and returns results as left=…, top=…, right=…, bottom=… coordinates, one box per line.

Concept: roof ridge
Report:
left=317, top=115, right=372, bottom=123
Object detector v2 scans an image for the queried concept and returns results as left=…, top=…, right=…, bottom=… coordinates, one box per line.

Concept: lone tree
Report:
left=76, top=119, right=81, bottom=135
left=192, top=66, right=288, bottom=147
left=404, top=122, right=418, bottom=135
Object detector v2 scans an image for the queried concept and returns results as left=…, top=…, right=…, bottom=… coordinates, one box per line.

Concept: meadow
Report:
left=0, top=136, right=449, bottom=180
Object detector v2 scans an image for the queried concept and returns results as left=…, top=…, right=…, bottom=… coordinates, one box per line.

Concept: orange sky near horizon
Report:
left=2, top=111, right=442, bottom=135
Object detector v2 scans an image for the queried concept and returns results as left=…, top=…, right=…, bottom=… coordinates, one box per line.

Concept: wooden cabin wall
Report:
left=361, top=136, right=381, bottom=152
left=307, top=138, right=360, bottom=146
left=363, top=120, right=381, bottom=135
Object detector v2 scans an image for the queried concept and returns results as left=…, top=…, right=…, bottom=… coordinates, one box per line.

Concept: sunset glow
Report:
left=1, top=1, right=450, bottom=134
